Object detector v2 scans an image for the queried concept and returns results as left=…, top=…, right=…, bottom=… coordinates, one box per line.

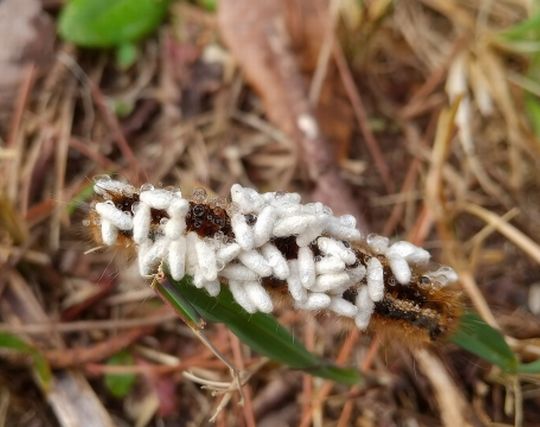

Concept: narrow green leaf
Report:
left=497, top=9, right=540, bottom=53
left=499, top=11, right=540, bottom=42
left=450, top=312, right=518, bottom=373
left=66, top=183, right=95, bottom=215
left=161, top=275, right=361, bottom=385
left=105, top=350, right=136, bottom=398
left=0, top=332, right=52, bottom=389
left=518, top=359, right=540, bottom=374
left=58, top=0, right=169, bottom=48
left=525, top=94, right=540, bottom=139
left=156, top=279, right=203, bottom=326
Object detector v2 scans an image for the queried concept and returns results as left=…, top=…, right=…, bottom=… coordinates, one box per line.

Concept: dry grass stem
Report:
left=462, top=203, right=540, bottom=265
left=414, top=348, right=473, bottom=427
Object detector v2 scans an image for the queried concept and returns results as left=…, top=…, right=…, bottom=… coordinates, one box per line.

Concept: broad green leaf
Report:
left=58, top=0, right=169, bottom=48
left=0, top=332, right=52, bottom=389
left=450, top=312, right=518, bottom=373
left=105, top=350, right=136, bottom=398
left=518, top=359, right=540, bottom=374
left=158, top=275, right=361, bottom=385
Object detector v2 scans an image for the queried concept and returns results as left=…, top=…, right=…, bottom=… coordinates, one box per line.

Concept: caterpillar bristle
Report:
left=86, top=177, right=463, bottom=344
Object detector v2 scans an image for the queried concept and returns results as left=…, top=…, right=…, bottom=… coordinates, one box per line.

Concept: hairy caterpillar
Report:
left=87, top=177, right=462, bottom=344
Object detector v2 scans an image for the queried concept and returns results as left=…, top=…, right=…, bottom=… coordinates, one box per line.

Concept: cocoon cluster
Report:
left=90, top=178, right=459, bottom=331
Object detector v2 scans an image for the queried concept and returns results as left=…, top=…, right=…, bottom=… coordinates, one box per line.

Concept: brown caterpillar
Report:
left=87, top=177, right=462, bottom=344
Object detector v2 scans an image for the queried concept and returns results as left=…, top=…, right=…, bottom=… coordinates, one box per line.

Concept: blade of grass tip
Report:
left=0, top=332, right=52, bottom=389
left=498, top=11, right=540, bottom=42
left=450, top=312, right=518, bottom=373
left=166, top=274, right=361, bottom=385
left=152, top=275, right=203, bottom=326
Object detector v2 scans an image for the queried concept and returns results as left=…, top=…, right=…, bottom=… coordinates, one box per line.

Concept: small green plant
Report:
left=105, top=350, right=137, bottom=398
left=498, top=8, right=540, bottom=140
left=58, top=0, right=170, bottom=68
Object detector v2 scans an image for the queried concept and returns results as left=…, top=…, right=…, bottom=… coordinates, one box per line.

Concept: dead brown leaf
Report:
left=218, top=0, right=367, bottom=231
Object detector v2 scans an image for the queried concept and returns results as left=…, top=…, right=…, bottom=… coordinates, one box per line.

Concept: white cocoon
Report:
left=366, top=257, right=384, bottom=302
left=168, top=237, right=187, bottom=280
left=95, top=202, right=133, bottom=230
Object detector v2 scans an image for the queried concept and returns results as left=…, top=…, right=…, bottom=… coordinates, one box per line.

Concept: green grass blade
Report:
left=0, top=332, right=52, bottom=389
left=450, top=312, right=518, bottom=373
left=518, top=359, right=540, bottom=374
left=499, top=11, right=540, bottom=42
left=156, top=278, right=203, bottom=326
left=59, top=0, right=169, bottom=48
left=160, top=275, right=361, bottom=385
left=525, top=94, right=540, bottom=139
